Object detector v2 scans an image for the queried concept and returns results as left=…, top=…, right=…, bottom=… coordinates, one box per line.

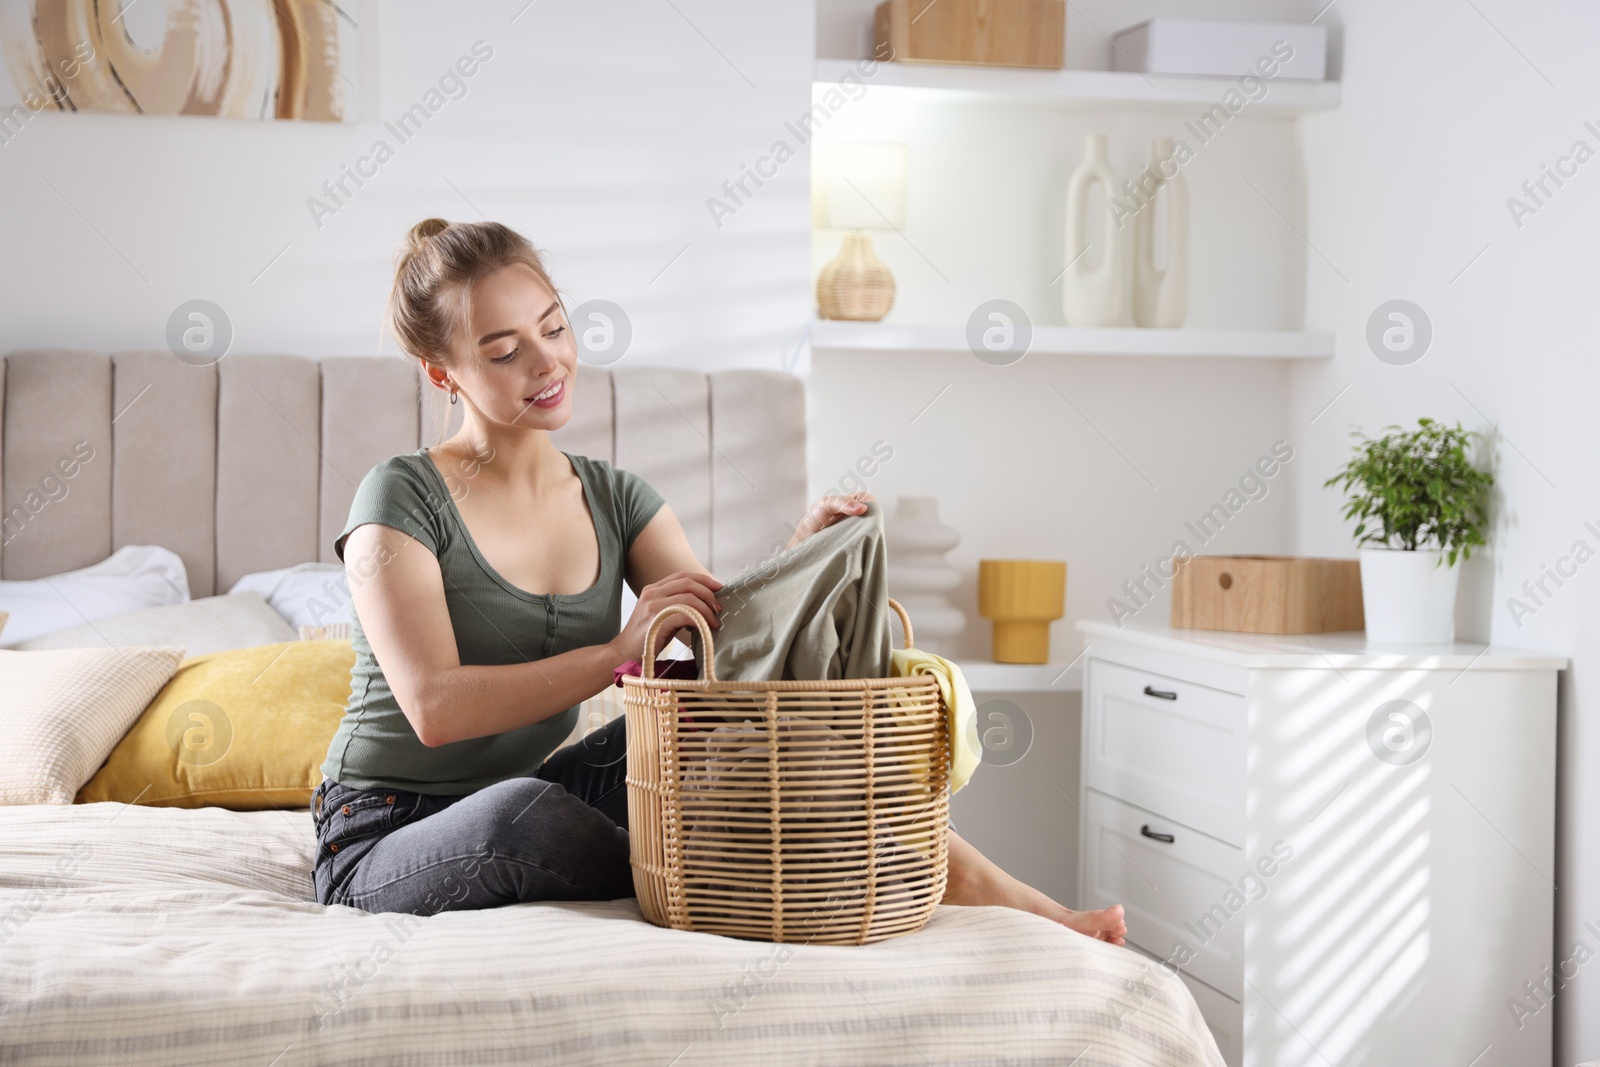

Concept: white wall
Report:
left=1293, top=3, right=1599, bottom=1062
left=0, top=1, right=814, bottom=371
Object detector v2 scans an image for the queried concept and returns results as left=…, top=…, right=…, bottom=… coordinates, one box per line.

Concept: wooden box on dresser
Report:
left=1074, top=619, right=1565, bottom=1067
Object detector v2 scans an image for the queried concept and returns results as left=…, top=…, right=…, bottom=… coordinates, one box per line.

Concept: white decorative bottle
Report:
left=1133, top=136, right=1190, bottom=328
left=1061, top=134, right=1134, bottom=327
left=884, top=496, right=966, bottom=656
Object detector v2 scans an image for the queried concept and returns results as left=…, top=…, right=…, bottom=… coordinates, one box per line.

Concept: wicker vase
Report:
left=817, top=231, right=895, bottom=321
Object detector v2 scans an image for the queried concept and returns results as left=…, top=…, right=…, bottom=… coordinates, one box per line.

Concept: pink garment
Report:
left=613, top=656, right=701, bottom=687
left=613, top=655, right=709, bottom=731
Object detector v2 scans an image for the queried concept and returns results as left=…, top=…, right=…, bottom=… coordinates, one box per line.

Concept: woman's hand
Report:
left=610, top=569, right=724, bottom=664
left=786, top=490, right=875, bottom=550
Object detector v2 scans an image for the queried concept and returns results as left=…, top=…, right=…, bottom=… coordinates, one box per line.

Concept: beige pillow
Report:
left=12, top=592, right=294, bottom=656
left=0, top=646, right=185, bottom=804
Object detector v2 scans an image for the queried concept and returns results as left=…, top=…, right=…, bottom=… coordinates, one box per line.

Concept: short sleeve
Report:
left=333, top=456, right=447, bottom=562
left=612, top=464, right=666, bottom=553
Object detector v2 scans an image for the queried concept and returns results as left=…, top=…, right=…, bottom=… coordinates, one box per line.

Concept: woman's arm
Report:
left=612, top=503, right=723, bottom=661
left=344, top=522, right=629, bottom=747
left=347, top=508, right=725, bottom=748
left=625, top=503, right=713, bottom=592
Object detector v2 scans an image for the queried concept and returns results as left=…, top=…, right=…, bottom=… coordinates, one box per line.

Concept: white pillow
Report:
left=10, top=591, right=297, bottom=656
left=229, top=563, right=351, bottom=630
left=0, top=645, right=185, bottom=804
left=0, top=545, right=190, bottom=648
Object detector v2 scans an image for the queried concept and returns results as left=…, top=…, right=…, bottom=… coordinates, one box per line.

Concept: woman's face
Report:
left=443, top=262, right=577, bottom=429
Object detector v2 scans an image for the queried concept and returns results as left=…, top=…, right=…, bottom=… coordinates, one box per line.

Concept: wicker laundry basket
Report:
left=621, top=598, right=951, bottom=945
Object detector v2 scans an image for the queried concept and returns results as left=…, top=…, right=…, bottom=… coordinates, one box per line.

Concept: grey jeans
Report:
left=310, top=714, right=634, bottom=914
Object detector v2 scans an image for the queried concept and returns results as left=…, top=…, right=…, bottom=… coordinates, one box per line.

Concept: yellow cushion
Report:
left=76, top=640, right=355, bottom=810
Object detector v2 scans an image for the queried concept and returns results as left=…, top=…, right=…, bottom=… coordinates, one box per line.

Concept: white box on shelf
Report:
left=1110, top=19, right=1327, bottom=81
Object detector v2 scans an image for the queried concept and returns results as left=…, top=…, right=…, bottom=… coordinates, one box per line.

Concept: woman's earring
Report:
left=448, top=388, right=458, bottom=405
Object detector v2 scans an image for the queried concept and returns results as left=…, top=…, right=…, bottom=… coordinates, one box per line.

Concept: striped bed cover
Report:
left=0, top=803, right=1224, bottom=1066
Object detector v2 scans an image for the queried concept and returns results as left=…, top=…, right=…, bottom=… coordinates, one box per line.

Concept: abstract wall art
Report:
left=0, top=0, right=374, bottom=123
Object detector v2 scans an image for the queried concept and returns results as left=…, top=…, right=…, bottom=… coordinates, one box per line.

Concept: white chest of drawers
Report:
left=1075, top=620, right=1564, bottom=1067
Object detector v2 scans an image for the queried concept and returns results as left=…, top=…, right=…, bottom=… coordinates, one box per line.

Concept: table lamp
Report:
left=812, top=141, right=907, bottom=321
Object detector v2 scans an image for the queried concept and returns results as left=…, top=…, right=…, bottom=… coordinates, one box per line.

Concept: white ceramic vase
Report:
left=884, top=496, right=966, bottom=656
left=1133, top=136, right=1190, bottom=328
left=1062, top=134, right=1135, bottom=327
left=1359, top=547, right=1460, bottom=644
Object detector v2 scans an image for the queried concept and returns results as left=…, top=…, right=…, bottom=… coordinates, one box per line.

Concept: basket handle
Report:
left=642, top=604, right=718, bottom=682
left=889, top=597, right=914, bottom=650
left=643, top=598, right=914, bottom=680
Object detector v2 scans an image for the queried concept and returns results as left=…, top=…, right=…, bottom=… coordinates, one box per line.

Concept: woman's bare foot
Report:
left=942, top=827, right=1128, bottom=946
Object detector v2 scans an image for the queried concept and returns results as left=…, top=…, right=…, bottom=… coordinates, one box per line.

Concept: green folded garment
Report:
left=690, top=500, right=893, bottom=681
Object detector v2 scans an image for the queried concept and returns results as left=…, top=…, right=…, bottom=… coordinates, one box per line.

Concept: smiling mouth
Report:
left=525, top=379, right=565, bottom=406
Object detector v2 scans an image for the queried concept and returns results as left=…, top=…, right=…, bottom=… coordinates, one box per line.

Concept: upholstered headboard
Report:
left=0, top=352, right=808, bottom=596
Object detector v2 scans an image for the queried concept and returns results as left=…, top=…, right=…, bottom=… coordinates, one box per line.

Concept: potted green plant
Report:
left=1323, top=418, right=1492, bottom=643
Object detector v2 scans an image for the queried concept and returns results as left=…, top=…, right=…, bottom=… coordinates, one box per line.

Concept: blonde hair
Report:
left=385, top=218, right=567, bottom=443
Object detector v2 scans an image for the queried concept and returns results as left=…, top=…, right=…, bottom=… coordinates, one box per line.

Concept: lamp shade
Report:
left=812, top=142, right=907, bottom=231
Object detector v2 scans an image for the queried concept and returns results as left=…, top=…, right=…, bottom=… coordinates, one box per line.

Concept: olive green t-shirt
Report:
left=320, top=449, right=666, bottom=795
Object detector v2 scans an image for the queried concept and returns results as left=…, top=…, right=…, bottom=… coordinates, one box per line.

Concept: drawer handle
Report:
left=1140, top=824, right=1176, bottom=844
left=1142, top=685, right=1178, bottom=701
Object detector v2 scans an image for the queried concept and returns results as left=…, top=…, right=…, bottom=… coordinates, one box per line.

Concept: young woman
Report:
left=310, top=218, right=1127, bottom=945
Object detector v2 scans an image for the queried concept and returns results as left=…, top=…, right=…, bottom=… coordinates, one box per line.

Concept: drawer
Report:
left=1081, top=788, right=1244, bottom=998
left=1084, top=658, right=1245, bottom=846
left=1126, top=942, right=1244, bottom=1067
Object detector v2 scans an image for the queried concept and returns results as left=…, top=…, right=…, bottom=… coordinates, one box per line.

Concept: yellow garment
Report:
left=890, top=647, right=978, bottom=794
left=77, top=640, right=356, bottom=810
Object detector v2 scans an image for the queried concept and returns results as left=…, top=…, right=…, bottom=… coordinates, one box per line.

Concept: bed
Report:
left=0, top=350, right=1224, bottom=1066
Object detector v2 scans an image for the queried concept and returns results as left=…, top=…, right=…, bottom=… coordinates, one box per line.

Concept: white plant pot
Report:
left=1358, top=547, right=1459, bottom=644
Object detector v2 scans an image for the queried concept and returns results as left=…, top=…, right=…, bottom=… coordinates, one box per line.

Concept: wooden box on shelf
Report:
left=873, top=0, right=1065, bottom=70
left=1170, top=555, right=1363, bottom=635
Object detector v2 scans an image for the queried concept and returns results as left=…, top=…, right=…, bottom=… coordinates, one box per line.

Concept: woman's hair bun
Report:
left=406, top=217, right=451, bottom=252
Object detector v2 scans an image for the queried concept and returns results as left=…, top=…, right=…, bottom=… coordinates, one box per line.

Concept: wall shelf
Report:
left=810, top=320, right=1334, bottom=360
left=816, top=59, right=1340, bottom=117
